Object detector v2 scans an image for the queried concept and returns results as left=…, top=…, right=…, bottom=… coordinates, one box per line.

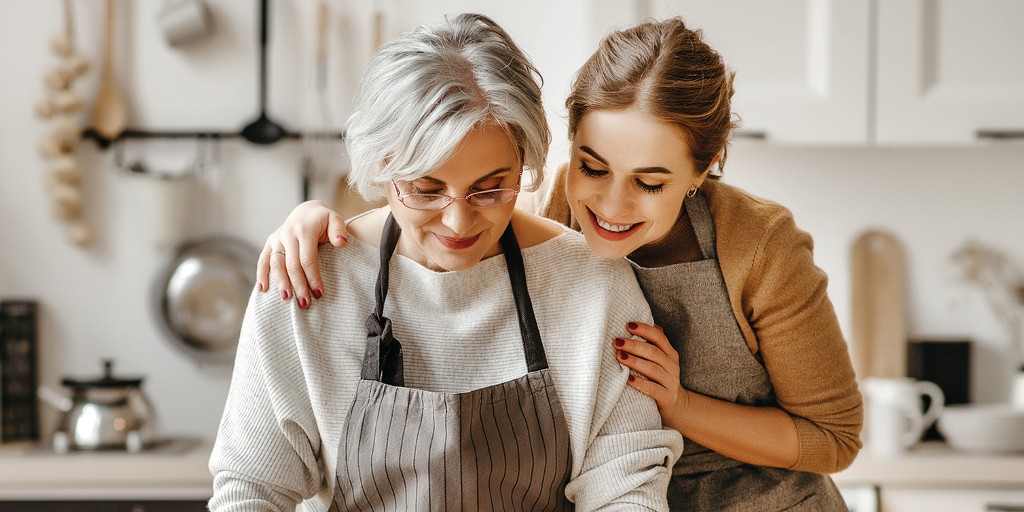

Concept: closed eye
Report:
left=635, top=179, right=664, bottom=193
left=578, top=161, right=606, bottom=177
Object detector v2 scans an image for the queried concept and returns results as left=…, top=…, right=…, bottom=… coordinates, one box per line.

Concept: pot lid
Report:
left=61, top=359, right=143, bottom=389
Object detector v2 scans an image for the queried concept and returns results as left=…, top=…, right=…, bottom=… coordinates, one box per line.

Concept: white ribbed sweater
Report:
left=209, top=223, right=684, bottom=512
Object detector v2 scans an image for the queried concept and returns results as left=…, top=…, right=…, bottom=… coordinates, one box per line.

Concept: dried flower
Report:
left=950, top=240, right=1024, bottom=368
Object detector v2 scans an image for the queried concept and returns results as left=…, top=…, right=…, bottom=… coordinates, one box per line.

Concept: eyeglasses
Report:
left=391, top=178, right=520, bottom=211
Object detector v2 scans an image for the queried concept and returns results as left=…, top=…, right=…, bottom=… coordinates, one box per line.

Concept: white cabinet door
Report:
left=875, top=0, right=1024, bottom=145
left=644, top=0, right=872, bottom=144
left=882, top=488, right=1024, bottom=512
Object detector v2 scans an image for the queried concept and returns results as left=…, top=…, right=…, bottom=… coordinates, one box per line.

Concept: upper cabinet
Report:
left=646, top=0, right=872, bottom=144
left=641, top=0, right=1024, bottom=145
left=875, top=0, right=1024, bottom=145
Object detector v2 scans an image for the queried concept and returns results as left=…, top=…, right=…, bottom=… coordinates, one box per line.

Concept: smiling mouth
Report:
left=434, top=233, right=481, bottom=250
left=588, top=208, right=642, bottom=240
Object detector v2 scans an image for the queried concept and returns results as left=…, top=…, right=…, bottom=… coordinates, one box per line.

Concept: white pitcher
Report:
left=862, top=377, right=944, bottom=455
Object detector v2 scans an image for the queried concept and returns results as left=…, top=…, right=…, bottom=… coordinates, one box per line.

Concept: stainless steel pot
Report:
left=38, top=360, right=157, bottom=453
left=153, top=236, right=258, bottom=366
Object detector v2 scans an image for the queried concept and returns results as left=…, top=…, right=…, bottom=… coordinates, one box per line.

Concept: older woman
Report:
left=208, top=13, right=682, bottom=512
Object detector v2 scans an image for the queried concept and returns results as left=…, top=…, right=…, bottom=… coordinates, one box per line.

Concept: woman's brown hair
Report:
left=566, top=18, right=736, bottom=176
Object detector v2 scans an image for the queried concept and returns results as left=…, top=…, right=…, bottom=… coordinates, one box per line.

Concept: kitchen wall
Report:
left=2, top=1, right=1023, bottom=442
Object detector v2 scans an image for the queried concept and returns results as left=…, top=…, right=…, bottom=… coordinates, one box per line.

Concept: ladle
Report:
left=91, top=0, right=127, bottom=141
left=241, top=0, right=286, bottom=145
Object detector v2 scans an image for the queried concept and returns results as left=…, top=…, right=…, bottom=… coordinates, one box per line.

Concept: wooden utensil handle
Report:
left=315, top=1, right=328, bottom=58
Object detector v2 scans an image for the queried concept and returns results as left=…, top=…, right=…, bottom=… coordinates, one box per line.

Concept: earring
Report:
left=687, top=186, right=698, bottom=198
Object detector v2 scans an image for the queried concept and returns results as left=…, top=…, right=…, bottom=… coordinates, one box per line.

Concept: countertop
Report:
left=0, top=438, right=213, bottom=500
left=833, top=441, right=1024, bottom=488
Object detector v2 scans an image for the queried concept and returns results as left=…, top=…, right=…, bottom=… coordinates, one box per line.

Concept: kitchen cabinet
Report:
left=882, top=489, right=1024, bottom=512
left=875, top=0, right=1024, bottom=144
left=639, top=0, right=1024, bottom=145
left=0, top=440, right=213, bottom=505
left=645, top=0, right=872, bottom=144
left=834, top=442, right=1024, bottom=512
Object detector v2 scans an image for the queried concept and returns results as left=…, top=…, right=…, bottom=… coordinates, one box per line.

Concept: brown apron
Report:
left=630, top=192, right=847, bottom=511
left=329, top=214, right=573, bottom=511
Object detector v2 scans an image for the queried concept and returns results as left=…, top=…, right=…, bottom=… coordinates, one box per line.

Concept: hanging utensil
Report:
left=241, top=0, right=286, bottom=145
left=300, top=0, right=333, bottom=201
left=90, top=0, right=127, bottom=141
left=851, top=229, right=908, bottom=379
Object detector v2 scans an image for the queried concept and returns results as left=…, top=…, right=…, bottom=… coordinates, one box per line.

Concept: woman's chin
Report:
left=582, top=231, right=635, bottom=260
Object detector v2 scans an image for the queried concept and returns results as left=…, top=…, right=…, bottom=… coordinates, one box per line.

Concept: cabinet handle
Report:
left=734, top=130, right=767, bottom=140
left=976, top=129, right=1024, bottom=139
left=986, top=504, right=1024, bottom=511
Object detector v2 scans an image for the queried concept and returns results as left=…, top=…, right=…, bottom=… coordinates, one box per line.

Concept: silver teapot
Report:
left=39, top=359, right=157, bottom=453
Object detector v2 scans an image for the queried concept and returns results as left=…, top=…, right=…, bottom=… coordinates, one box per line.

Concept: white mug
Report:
left=862, top=377, right=944, bottom=455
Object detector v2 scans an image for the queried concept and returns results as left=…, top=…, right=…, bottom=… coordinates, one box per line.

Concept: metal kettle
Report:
left=38, top=359, right=157, bottom=453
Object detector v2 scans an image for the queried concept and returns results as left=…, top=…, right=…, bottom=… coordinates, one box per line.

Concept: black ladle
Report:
left=241, top=0, right=286, bottom=145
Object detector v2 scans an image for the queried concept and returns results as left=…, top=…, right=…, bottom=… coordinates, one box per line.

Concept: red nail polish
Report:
left=627, top=322, right=638, bottom=330
left=256, top=282, right=264, bottom=292
left=628, top=374, right=635, bottom=383
left=281, top=290, right=289, bottom=300
left=313, top=289, right=323, bottom=299
left=298, top=297, right=308, bottom=308
left=618, top=350, right=628, bottom=360
left=614, top=338, right=624, bottom=348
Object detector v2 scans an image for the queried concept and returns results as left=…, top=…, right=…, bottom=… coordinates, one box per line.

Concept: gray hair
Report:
left=345, top=13, right=550, bottom=201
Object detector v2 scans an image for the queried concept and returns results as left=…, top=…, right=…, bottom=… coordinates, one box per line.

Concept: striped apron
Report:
left=630, top=192, right=847, bottom=511
left=330, top=214, right=573, bottom=511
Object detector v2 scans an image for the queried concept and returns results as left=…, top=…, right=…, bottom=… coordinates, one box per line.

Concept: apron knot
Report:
left=361, top=313, right=404, bottom=385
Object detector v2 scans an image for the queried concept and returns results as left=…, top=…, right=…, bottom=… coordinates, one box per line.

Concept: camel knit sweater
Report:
left=209, top=222, right=685, bottom=512
left=527, top=165, right=863, bottom=474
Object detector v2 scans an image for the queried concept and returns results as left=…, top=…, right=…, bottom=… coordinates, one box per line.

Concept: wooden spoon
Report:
left=91, top=0, right=127, bottom=141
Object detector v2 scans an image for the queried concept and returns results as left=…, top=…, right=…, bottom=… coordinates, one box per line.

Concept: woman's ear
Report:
left=695, top=151, right=722, bottom=188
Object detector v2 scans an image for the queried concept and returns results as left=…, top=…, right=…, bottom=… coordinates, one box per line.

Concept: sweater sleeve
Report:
left=208, top=291, right=327, bottom=512
left=742, top=209, right=863, bottom=473
left=563, top=263, right=685, bottom=511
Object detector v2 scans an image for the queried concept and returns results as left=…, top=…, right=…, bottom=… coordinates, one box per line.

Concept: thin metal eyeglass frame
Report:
left=391, top=178, right=521, bottom=211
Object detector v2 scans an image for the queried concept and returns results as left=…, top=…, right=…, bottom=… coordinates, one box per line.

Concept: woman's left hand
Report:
left=615, top=322, right=684, bottom=415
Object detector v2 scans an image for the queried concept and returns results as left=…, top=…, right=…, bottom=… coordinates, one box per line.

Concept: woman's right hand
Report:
left=256, top=200, right=348, bottom=307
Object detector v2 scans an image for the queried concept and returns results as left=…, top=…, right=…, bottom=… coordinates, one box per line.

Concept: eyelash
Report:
left=578, top=162, right=665, bottom=194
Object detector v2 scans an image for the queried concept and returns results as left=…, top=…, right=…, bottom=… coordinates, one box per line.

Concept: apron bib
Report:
left=630, top=192, right=846, bottom=512
left=330, top=215, right=573, bottom=511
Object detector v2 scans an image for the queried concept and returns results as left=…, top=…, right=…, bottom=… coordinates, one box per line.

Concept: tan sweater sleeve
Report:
left=740, top=208, right=863, bottom=473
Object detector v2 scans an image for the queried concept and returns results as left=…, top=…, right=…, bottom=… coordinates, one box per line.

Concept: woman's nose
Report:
left=594, top=180, right=634, bottom=218
left=440, top=198, right=477, bottom=234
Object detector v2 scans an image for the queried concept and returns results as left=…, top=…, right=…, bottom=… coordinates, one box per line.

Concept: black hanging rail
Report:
left=82, top=0, right=345, bottom=149
left=82, top=127, right=344, bottom=148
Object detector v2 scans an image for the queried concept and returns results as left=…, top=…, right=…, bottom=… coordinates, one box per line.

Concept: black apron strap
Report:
left=361, top=214, right=404, bottom=385
left=684, top=190, right=718, bottom=261
left=498, top=224, right=548, bottom=372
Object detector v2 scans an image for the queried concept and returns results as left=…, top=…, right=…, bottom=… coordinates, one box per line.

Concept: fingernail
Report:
left=281, top=290, right=290, bottom=300
left=337, top=233, right=348, bottom=242
left=618, top=350, right=628, bottom=360
left=614, top=338, right=624, bottom=348
left=256, top=282, right=264, bottom=292
left=298, top=297, right=308, bottom=308
left=313, top=288, right=323, bottom=299
left=627, top=322, right=638, bottom=330
left=628, top=374, right=636, bottom=383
